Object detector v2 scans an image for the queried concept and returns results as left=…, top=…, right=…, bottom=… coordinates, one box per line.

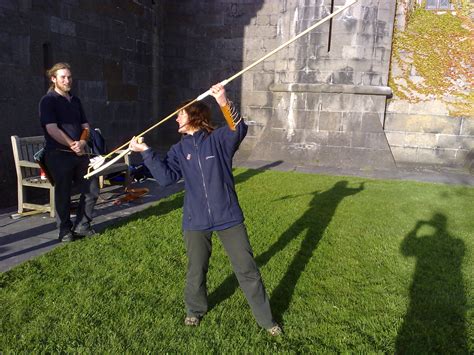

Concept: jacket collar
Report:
left=182, top=129, right=207, bottom=142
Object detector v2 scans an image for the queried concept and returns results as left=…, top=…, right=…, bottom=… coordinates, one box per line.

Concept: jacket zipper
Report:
left=194, top=135, right=213, bottom=224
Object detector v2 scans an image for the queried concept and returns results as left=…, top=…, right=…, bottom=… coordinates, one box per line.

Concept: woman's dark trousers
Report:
left=183, top=223, right=275, bottom=329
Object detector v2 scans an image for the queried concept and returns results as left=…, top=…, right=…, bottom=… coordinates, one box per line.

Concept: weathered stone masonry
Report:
left=0, top=0, right=160, bottom=208
left=238, top=0, right=397, bottom=170
left=1, top=0, right=472, bottom=210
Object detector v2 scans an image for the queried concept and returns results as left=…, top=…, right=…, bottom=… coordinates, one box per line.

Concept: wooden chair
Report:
left=11, top=135, right=55, bottom=217
left=11, top=135, right=131, bottom=218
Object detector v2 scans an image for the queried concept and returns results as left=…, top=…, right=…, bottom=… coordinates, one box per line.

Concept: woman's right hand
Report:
left=210, top=83, right=228, bottom=107
left=129, top=136, right=149, bottom=152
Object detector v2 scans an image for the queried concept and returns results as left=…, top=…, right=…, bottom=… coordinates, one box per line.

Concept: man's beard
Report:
left=56, top=83, right=71, bottom=93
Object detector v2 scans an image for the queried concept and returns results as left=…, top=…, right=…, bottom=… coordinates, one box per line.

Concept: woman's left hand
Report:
left=129, top=137, right=149, bottom=152
left=210, top=83, right=228, bottom=107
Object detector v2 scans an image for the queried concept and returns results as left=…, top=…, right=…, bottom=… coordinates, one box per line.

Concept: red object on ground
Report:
left=40, top=168, right=47, bottom=180
left=113, top=188, right=149, bottom=205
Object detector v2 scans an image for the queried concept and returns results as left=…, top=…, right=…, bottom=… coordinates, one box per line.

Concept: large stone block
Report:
left=461, top=117, right=474, bottom=136
left=50, top=16, right=76, bottom=36
left=353, top=95, right=386, bottom=113
left=360, top=112, right=384, bottom=132
left=106, top=82, right=138, bottom=101
left=304, top=93, right=322, bottom=111
left=265, top=127, right=304, bottom=144
left=387, top=100, right=449, bottom=115
left=0, top=0, right=16, bottom=10
left=342, top=45, right=368, bottom=60
left=341, top=111, right=362, bottom=132
left=76, top=80, right=106, bottom=101
left=245, top=106, right=273, bottom=123
left=320, top=93, right=352, bottom=112
left=456, top=149, right=474, bottom=169
left=327, top=131, right=351, bottom=147
left=385, top=131, right=405, bottom=147
left=246, top=123, right=265, bottom=138
left=351, top=132, right=390, bottom=150
left=385, top=114, right=462, bottom=135
left=344, top=147, right=395, bottom=170
left=293, top=110, right=317, bottom=129
left=244, top=25, right=277, bottom=39
left=253, top=73, right=274, bottom=91
left=390, top=146, right=417, bottom=164
left=0, top=33, right=30, bottom=65
left=437, top=135, right=474, bottom=150
left=319, top=111, right=343, bottom=131
left=304, top=130, right=329, bottom=146
left=241, top=90, right=272, bottom=107
left=416, top=147, right=457, bottom=166
left=404, top=132, right=438, bottom=148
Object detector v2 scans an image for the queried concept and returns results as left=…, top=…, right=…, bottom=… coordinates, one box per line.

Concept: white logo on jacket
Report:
left=205, top=155, right=215, bottom=160
left=186, top=153, right=191, bottom=160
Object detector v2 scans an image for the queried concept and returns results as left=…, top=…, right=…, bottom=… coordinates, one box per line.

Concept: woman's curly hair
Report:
left=180, top=100, right=215, bottom=133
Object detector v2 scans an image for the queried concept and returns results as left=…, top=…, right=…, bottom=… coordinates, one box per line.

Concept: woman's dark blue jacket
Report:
left=141, top=119, right=248, bottom=231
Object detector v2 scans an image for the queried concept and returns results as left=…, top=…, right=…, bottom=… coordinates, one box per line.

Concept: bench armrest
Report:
left=18, top=160, right=40, bottom=168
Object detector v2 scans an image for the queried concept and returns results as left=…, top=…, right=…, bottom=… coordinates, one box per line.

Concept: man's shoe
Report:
left=74, top=227, right=96, bottom=237
left=59, top=232, right=75, bottom=243
left=267, top=325, right=282, bottom=336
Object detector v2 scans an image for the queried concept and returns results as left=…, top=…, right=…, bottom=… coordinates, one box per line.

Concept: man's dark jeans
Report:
left=45, top=150, right=99, bottom=237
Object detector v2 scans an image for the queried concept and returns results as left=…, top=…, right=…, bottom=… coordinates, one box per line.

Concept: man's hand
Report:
left=70, top=140, right=87, bottom=156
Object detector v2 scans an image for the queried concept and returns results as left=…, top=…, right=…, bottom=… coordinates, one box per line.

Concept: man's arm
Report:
left=45, top=123, right=74, bottom=147
left=70, top=123, right=90, bottom=154
left=45, top=123, right=88, bottom=155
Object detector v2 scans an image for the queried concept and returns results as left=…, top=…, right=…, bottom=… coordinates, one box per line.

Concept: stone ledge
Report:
left=269, top=83, right=392, bottom=96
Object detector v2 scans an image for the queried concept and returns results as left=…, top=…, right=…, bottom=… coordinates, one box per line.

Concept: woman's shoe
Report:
left=184, top=316, right=200, bottom=326
left=267, top=325, right=282, bottom=336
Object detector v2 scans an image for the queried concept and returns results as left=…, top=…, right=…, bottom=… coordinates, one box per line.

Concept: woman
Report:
left=129, top=84, right=281, bottom=336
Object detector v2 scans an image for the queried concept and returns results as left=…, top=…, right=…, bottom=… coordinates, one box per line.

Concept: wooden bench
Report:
left=11, top=135, right=131, bottom=218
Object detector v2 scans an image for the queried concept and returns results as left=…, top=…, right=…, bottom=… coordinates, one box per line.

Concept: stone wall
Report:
left=239, top=0, right=397, bottom=170
left=388, top=1, right=474, bottom=170
left=2, top=0, right=470, bottom=211
left=159, top=0, right=265, bottom=145
left=249, top=83, right=395, bottom=170
left=0, top=0, right=160, bottom=209
left=385, top=102, right=474, bottom=170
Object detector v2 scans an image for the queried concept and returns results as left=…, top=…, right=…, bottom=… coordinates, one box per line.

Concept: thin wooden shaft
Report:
left=103, top=99, right=197, bottom=160
left=225, top=0, right=357, bottom=84
left=99, top=0, right=357, bottom=161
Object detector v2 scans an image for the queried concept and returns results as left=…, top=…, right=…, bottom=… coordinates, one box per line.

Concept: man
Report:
left=39, top=62, right=99, bottom=242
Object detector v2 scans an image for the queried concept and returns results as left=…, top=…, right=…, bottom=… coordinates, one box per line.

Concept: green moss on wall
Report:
left=390, top=6, right=473, bottom=116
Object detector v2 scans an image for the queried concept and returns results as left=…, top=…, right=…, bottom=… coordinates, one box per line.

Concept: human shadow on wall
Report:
left=395, top=213, right=467, bottom=353
left=208, top=180, right=364, bottom=321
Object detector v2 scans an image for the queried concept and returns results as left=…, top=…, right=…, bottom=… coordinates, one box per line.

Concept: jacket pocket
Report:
left=224, top=183, right=236, bottom=217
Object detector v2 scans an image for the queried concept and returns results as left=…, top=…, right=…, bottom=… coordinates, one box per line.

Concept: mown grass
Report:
left=1, top=168, right=473, bottom=353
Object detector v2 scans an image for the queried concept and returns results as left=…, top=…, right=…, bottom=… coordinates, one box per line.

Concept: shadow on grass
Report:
left=100, top=161, right=283, bottom=232
left=98, top=192, right=185, bottom=232
left=396, top=213, right=467, bottom=353
left=234, top=160, right=283, bottom=185
left=208, top=180, right=364, bottom=323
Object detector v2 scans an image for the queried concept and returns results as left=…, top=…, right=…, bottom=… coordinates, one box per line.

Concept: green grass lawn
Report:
left=1, top=168, right=473, bottom=353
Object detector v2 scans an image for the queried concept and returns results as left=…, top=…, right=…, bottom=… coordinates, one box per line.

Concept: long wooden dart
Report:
left=85, top=0, right=358, bottom=179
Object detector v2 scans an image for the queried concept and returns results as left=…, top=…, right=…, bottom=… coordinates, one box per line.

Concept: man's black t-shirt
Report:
left=39, top=90, right=88, bottom=150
